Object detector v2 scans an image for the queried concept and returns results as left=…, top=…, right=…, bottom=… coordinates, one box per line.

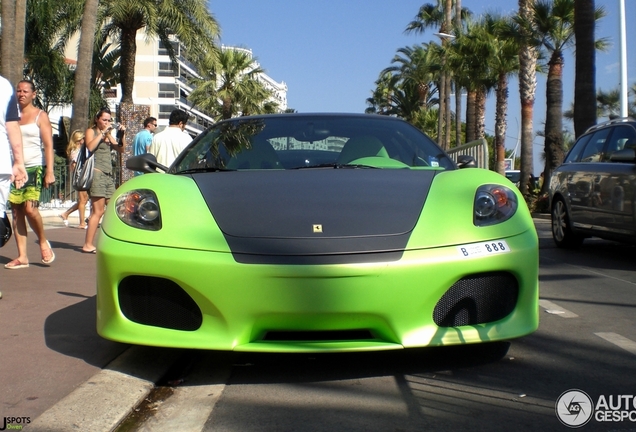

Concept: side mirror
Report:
left=609, top=148, right=636, bottom=163
left=456, top=155, right=477, bottom=169
left=126, top=153, right=169, bottom=173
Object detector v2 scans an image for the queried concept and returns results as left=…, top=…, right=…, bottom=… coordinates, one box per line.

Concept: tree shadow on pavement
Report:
left=43, top=294, right=129, bottom=368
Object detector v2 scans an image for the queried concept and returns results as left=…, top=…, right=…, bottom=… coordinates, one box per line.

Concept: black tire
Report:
left=551, top=198, right=584, bottom=248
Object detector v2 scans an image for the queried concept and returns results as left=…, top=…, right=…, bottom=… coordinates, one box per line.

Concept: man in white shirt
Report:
left=149, top=109, right=192, bottom=168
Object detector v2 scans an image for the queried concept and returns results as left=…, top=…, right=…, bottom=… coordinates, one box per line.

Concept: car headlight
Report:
left=115, top=189, right=162, bottom=230
left=473, top=184, right=517, bottom=226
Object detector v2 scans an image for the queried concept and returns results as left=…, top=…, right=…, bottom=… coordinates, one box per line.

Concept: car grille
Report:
left=118, top=276, right=203, bottom=331
left=433, top=272, right=519, bottom=327
left=262, top=330, right=375, bottom=341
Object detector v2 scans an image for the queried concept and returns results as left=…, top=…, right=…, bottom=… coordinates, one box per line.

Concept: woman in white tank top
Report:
left=4, top=80, right=56, bottom=269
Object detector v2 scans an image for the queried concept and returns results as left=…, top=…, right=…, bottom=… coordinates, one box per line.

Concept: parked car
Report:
left=505, top=170, right=521, bottom=186
left=96, top=113, right=539, bottom=352
left=549, top=117, right=636, bottom=248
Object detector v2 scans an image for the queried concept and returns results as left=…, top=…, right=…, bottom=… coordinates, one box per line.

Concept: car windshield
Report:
left=172, top=114, right=455, bottom=173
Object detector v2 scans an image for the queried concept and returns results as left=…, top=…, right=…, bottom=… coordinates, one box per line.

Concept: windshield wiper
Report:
left=177, top=166, right=236, bottom=174
left=292, top=163, right=379, bottom=170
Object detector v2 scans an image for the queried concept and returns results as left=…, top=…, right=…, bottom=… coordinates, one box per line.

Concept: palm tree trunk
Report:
left=1, top=0, right=18, bottom=84
left=466, top=89, right=476, bottom=142
left=455, top=82, right=462, bottom=145
left=518, top=0, right=537, bottom=195
left=455, top=0, right=463, bottom=146
left=541, top=52, right=565, bottom=195
left=574, top=0, right=597, bottom=137
left=444, top=73, right=452, bottom=149
left=437, top=75, right=445, bottom=147
left=120, top=28, right=139, bottom=104
left=70, top=0, right=100, bottom=133
left=475, top=87, right=486, bottom=140
left=495, top=73, right=509, bottom=175
left=14, top=0, right=27, bottom=82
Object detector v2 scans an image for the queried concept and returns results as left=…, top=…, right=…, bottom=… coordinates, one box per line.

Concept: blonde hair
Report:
left=66, top=129, right=85, bottom=159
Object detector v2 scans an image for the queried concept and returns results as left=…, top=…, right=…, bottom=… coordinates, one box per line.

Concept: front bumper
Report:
left=96, top=229, right=538, bottom=352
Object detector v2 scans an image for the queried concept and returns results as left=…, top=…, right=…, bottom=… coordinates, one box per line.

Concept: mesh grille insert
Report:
left=433, top=272, right=519, bottom=327
left=118, top=276, right=202, bottom=331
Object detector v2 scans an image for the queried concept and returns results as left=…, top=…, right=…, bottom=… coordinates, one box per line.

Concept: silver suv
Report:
left=549, top=117, right=636, bottom=248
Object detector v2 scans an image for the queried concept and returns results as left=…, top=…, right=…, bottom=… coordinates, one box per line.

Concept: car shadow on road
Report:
left=43, top=294, right=129, bottom=368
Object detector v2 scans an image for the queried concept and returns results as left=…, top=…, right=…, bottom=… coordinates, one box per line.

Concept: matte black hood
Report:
left=191, top=169, right=436, bottom=263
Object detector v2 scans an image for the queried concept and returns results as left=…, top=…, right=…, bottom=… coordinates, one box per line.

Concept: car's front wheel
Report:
left=551, top=198, right=584, bottom=248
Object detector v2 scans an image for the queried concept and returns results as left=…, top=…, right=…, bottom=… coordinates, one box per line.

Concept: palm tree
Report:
left=70, top=0, right=100, bottom=133
left=1, top=0, right=27, bottom=85
left=564, top=87, right=635, bottom=121
left=383, top=44, right=440, bottom=112
left=366, top=71, right=398, bottom=116
left=476, top=14, right=520, bottom=175
left=23, top=0, right=85, bottom=112
left=573, top=0, right=598, bottom=137
left=526, top=0, right=606, bottom=194
left=188, top=48, right=274, bottom=121
left=517, top=0, right=538, bottom=196
left=100, top=0, right=220, bottom=104
left=405, top=1, right=450, bottom=148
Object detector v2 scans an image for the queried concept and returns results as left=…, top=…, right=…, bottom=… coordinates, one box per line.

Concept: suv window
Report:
left=564, top=133, right=592, bottom=163
left=602, top=125, right=636, bottom=161
left=579, top=128, right=612, bottom=162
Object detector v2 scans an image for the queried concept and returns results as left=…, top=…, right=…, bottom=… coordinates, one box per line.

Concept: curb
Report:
left=27, top=347, right=179, bottom=432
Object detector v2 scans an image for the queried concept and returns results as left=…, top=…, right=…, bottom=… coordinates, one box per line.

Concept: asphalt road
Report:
left=3, top=215, right=635, bottom=431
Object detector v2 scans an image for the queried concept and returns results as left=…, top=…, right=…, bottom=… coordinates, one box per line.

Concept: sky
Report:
left=208, top=0, right=636, bottom=172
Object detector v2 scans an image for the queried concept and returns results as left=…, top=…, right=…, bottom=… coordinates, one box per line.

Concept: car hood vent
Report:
left=191, top=169, right=436, bottom=262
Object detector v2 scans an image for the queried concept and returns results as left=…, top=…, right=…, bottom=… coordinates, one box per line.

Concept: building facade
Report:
left=59, top=32, right=287, bottom=137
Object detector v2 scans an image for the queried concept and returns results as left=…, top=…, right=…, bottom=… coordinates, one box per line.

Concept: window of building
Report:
left=159, top=62, right=178, bottom=77
left=158, top=41, right=179, bottom=56
left=158, top=84, right=178, bottom=98
left=159, top=105, right=177, bottom=119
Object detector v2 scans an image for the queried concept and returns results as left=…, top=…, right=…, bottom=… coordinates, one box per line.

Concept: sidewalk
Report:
left=0, top=209, right=128, bottom=425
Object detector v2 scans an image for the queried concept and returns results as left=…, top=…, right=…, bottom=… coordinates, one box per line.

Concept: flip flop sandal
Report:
left=41, top=241, right=55, bottom=265
left=5, top=259, right=29, bottom=269
left=58, top=214, right=69, bottom=227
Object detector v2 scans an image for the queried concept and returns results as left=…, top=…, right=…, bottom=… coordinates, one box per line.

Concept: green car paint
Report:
left=96, top=167, right=538, bottom=352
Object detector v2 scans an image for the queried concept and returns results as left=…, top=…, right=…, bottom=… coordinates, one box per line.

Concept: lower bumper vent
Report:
left=433, top=272, right=519, bottom=327
left=118, top=276, right=202, bottom=331
left=262, top=330, right=374, bottom=341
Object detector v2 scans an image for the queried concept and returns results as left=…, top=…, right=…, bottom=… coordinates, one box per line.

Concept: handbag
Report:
left=72, top=144, right=95, bottom=191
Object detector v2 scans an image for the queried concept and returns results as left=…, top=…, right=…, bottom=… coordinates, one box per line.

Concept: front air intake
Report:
left=118, top=276, right=202, bottom=331
left=433, top=272, right=519, bottom=327
left=262, top=330, right=375, bottom=341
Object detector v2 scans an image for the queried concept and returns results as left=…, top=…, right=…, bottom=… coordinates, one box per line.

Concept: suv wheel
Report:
left=551, top=198, right=584, bottom=248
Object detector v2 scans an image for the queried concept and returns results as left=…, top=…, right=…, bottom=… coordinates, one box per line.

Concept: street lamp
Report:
left=434, top=32, right=456, bottom=40
left=619, top=0, right=628, bottom=117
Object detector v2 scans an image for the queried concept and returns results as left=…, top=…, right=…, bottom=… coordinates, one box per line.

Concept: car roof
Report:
left=583, top=117, right=636, bottom=134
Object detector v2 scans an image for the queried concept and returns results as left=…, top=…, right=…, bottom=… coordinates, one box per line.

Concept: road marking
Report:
left=538, top=299, right=579, bottom=318
left=595, top=332, right=636, bottom=356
